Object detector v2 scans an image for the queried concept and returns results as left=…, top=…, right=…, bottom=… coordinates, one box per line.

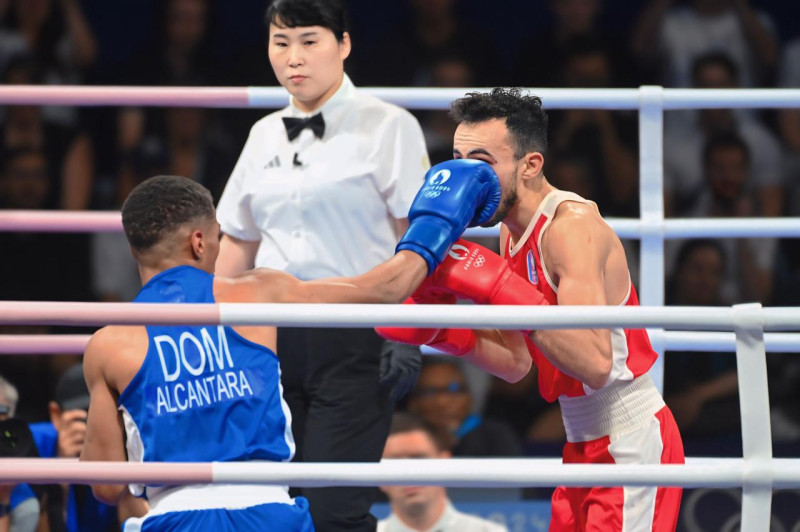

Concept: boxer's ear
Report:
left=520, top=151, right=544, bottom=180
left=189, top=229, right=205, bottom=260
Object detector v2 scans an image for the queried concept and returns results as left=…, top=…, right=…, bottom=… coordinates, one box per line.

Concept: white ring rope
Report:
left=4, top=331, right=800, bottom=355
left=0, top=301, right=798, bottom=330
left=2, top=210, right=800, bottom=239
left=1, top=458, right=798, bottom=489
left=1, top=85, right=800, bottom=110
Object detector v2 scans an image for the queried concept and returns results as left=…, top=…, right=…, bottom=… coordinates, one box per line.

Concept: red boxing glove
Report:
left=431, top=239, right=548, bottom=307
left=375, top=283, right=477, bottom=356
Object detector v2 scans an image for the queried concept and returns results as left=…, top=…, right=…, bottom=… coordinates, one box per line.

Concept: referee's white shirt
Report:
left=217, top=74, right=430, bottom=279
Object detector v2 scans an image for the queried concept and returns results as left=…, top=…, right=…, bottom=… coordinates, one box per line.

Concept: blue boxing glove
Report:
left=397, top=159, right=501, bottom=274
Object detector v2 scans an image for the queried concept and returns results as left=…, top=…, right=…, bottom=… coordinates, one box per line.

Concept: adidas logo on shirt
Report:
left=264, top=156, right=280, bottom=169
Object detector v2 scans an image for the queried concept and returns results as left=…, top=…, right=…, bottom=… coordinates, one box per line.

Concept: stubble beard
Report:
left=481, top=177, right=519, bottom=228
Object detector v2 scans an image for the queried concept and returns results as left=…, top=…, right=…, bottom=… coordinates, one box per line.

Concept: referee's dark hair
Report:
left=266, top=0, right=349, bottom=42
left=451, top=87, right=549, bottom=161
left=122, top=175, right=215, bottom=252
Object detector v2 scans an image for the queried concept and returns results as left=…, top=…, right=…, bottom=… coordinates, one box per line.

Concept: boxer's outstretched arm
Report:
left=225, top=251, right=428, bottom=305
left=80, top=329, right=130, bottom=505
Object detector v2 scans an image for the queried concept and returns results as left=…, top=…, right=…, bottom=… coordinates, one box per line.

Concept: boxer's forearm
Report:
left=351, top=251, right=429, bottom=303
left=302, top=251, right=428, bottom=304
left=463, top=329, right=532, bottom=383
left=529, top=328, right=612, bottom=390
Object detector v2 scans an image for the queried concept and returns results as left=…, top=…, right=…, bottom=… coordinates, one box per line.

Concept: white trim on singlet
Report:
left=508, top=190, right=594, bottom=294
left=536, top=191, right=587, bottom=293
left=507, top=190, right=560, bottom=259
left=120, top=405, right=146, bottom=497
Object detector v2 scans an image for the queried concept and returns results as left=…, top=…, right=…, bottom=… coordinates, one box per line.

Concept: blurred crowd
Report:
left=1, top=0, right=800, bottom=490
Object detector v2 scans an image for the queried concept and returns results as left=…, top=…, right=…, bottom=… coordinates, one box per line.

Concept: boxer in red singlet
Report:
left=378, top=88, right=684, bottom=532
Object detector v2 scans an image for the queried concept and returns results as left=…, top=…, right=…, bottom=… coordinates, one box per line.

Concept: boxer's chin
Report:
left=481, top=189, right=518, bottom=227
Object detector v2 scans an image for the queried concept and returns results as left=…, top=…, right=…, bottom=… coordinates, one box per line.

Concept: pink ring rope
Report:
left=0, top=85, right=249, bottom=107
left=0, top=211, right=122, bottom=232
left=0, top=302, right=219, bottom=326
left=0, top=335, right=90, bottom=354
left=0, top=459, right=212, bottom=485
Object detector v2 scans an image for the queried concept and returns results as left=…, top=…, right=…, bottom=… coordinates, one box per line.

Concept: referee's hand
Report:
left=379, top=341, right=422, bottom=402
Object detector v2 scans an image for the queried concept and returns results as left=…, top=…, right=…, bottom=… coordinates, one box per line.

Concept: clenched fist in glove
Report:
left=397, top=159, right=501, bottom=274
left=430, top=239, right=548, bottom=308
left=375, top=281, right=477, bottom=357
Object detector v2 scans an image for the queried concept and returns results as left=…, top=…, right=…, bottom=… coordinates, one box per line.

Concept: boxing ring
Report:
left=1, top=85, right=800, bottom=530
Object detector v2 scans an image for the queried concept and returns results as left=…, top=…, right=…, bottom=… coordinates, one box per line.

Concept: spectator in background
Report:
left=115, top=0, right=221, bottom=192
left=631, top=0, right=777, bottom=88
left=28, top=364, right=147, bottom=532
left=407, top=359, right=522, bottom=458
left=514, top=0, right=634, bottom=88
left=664, top=52, right=784, bottom=218
left=1, top=57, right=94, bottom=210
left=770, top=40, right=800, bottom=442
left=0, top=0, right=96, bottom=126
left=666, top=133, right=776, bottom=304
left=420, top=52, right=475, bottom=165
left=352, top=0, right=501, bottom=87
left=778, top=39, right=800, bottom=213
left=0, top=146, right=91, bottom=301
left=378, top=412, right=508, bottom=532
left=118, top=107, right=235, bottom=204
left=121, top=0, right=214, bottom=86
left=547, top=37, right=638, bottom=216
left=664, top=240, right=740, bottom=440
left=0, top=375, right=39, bottom=532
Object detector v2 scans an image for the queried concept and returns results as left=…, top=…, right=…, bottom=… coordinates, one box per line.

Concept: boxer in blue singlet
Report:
left=78, top=168, right=498, bottom=531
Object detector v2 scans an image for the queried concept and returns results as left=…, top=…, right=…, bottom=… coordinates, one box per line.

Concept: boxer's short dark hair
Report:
left=122, top=175, right=215, bottom=252
left=266, top=0, right=349, bottom=42
left=450, top=87, right=549, bottom=160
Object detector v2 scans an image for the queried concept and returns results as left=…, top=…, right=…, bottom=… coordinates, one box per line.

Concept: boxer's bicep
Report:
left=545, top=216, right=608, bottom=306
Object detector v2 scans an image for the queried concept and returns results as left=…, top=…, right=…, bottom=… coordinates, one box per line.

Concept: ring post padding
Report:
left=732, top=303, right=773, bottom=530
left=638, top=85, right=665, bottom=393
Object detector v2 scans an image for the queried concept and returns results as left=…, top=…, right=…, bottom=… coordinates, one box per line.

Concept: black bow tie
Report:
left=282, top=113, right=325, bottom=141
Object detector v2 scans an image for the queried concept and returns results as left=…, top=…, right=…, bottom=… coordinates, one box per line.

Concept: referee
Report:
left=215, top=1, right=430, bottom=530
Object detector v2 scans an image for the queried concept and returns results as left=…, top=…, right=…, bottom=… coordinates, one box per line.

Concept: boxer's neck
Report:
left=504, top=176, right=555, bottom=242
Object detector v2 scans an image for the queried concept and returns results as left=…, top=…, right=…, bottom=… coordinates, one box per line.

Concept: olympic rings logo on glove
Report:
left=473, top=255, right=486, bottom=267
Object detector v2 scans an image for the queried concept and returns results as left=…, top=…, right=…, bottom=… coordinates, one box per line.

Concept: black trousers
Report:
left=278, top=327, right=393, bottom=532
